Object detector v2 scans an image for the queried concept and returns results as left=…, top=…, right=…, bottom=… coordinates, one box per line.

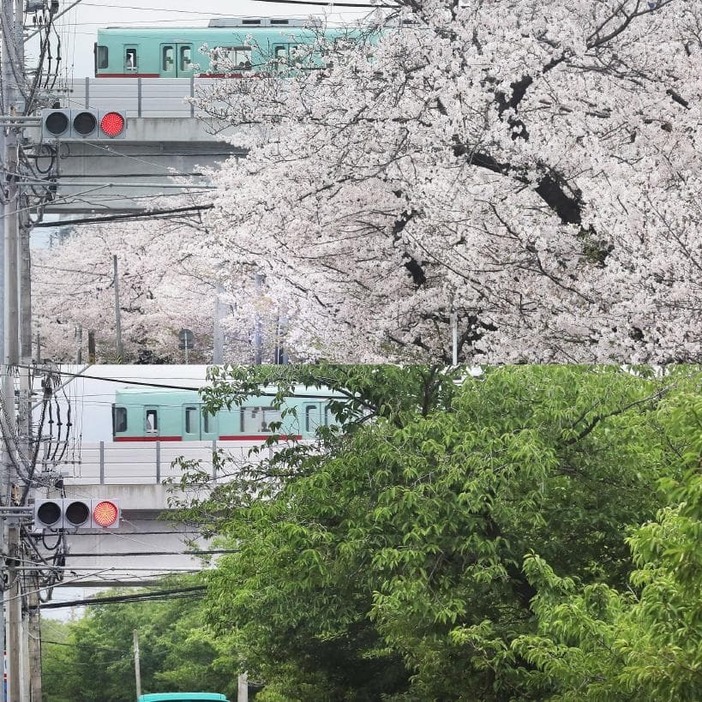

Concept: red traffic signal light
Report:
left=40, top=109, right=127, bottom=140
left=34, top=498, right=120, bottom=530
left=100, top=111, right=126, bottom=138
left=92, top=499, right=120, bottom=528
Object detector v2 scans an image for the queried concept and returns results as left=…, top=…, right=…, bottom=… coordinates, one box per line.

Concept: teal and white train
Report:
left=94, top=17, right=358, bottom=78
left=111, top=387, right=340, bottom=442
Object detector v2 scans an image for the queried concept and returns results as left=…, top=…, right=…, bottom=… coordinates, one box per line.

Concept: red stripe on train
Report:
left=113, top=434, right=302, bottom=441
left=95, top=73, right=253, bottom=79
left=113, top=436, right=184, bottom=442
left=219, top=434, right=302, bottom=441
left=95, top=73, right=160, bottom=78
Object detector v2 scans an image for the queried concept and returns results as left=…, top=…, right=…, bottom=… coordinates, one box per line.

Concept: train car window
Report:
left=216, top=46, right=252, bottom=71
left=145, top=409, right=158, bottom=433
left=179, top=45, right=193, bottom=71
left=240, top=407, right=280, bottom=433
left=262, top=408, right=282, bottom=432
left=184, top=406, right=197, bottom=434
left=96, top=45, right=108, bottom=70
left=113, top=406, right=127, bottom=433
left=203, top=410, right=213, bottom=434
left=273, top=44, right=287, bottom=65
left=125, top=48, right=137, bottom=72
left=240, top=407, right=257, bottom=434
left=162, top=46, right=175, bottom=72
left=305, top=404, right=320, bottom=433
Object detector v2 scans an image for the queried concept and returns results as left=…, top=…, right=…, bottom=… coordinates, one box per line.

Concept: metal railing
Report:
left=48, top=440, right=268, bottom=485
left=56, top=77, right=225, bottom=118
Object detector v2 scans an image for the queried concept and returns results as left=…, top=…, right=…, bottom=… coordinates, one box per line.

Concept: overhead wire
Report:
left=31, top=203, right=214, bottom=227
left=40, top=585, right=207, bottom=609
left=16, top=363, right=347, bottom=398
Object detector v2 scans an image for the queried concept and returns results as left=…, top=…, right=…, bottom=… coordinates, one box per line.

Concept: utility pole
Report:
left=213, top=283, right=224, bottom=364
left=1, top=0, right=31, bottom=699
left=133, top=629, right=142, bottom=699
left=253, top=273, right=263, bottom=364
left=113, top=255, right=124, bottom=360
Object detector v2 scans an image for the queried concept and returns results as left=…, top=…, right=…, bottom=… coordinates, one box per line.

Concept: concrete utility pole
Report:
left=1, top=0, right=31, bottom=699
left=0, top=65, right=7, bottom=702
left=133, top=629, right=142, bottom=698
left=237, top=673, right=248, bottom=702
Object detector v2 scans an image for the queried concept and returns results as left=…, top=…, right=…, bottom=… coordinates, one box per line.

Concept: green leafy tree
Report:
left=41, top=582, right=233, bottom=702
left=512, top=388, right=702, bottom=701
left=41, top=618, right=74, bottom=702
left=190, top=364, right=679, bottom=700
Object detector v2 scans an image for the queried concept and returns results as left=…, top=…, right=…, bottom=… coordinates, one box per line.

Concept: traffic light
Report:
left=34, top=498, right=120, bottom=530
left=40, top=109, right=127, bottom=140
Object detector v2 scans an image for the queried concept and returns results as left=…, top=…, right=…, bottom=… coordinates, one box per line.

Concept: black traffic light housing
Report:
left=34, top=498, right=120, bottom=530
left=40, top=108, right=127, bottom=140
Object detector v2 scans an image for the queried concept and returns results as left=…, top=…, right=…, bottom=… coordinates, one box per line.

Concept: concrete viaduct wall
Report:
left=34, top=78, right=251, bottom=213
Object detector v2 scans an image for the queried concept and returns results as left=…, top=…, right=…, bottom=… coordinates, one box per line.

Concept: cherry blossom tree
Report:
left=197, top=0, right=702, bottom=363
left=33, top=218, right=211, bottom=362
left=31, top=212, right=288, bottom=364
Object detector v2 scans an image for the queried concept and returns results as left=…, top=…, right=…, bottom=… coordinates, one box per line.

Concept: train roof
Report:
left=208, top=18, right=307, bottom=27
left=114, top=386, right=345, bottom=402
left=97, top=21, right=367, bottom=40
left=138, top=695, right=228, bottom=702
left=102, top=17, right=307, bottom=29
left=98, top=23, right=347, bottom=35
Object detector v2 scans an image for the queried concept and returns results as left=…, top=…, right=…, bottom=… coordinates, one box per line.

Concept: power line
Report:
left=40, top=585, right=206, bottom=609
left=19, top=364, right=203, bottom=391
left=63, top=549, right=238, bottom=557
left=252, top=0, right=393, bottom=6
left=19, top=363, right=348, bottom=398
left=31, top=204, right=213, bottom=227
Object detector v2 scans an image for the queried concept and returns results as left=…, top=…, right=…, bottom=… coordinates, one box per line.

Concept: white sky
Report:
left=37, top=0, right=378, bottom=78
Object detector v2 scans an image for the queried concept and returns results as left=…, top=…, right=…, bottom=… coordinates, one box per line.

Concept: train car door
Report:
left=183, top=404, right=217, bottom=441
left=160, top=43, right=195, bottom=77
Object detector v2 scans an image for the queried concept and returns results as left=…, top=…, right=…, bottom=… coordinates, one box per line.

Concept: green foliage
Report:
left=41, top=580, right=234, bottom=702
left=188, top=364, right=680, bottom=700
left=513, top=385, right=702, bottom=700
left=41, top=618, right=74, bottom=702
left=57, top=365, right=702, bottom=700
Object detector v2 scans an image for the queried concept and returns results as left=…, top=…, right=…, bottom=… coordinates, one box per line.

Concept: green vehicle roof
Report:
left=138, top=694, right=228, bottom=702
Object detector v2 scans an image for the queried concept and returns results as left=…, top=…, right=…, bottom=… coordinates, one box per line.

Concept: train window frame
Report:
left=240, top=407, right=252, bottom=434
left=113, top=406, right=127, bottom=433
left=203, top=409, right=213, bottom=434
left=179, top=44, right=193, bottom=71
left=305, top=404, right=320, bottom=433
left=125, top=47, right=138, bottom=72
left=96, top=45, right=108, bottom=70
left=162, top=45, right=175, bottom=72
left=273, top=43, right=304, bottom=70
left=240, top=406, right=279, bottom=433
left=273, top=44, right=287, bottom=64
left=262, top=407, right=283, bottom=432
left=184, top=406, right=198, bottom=434
left=145, top=408, right=158, bottom=434
left=214, top=46, right=252, bottom=72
